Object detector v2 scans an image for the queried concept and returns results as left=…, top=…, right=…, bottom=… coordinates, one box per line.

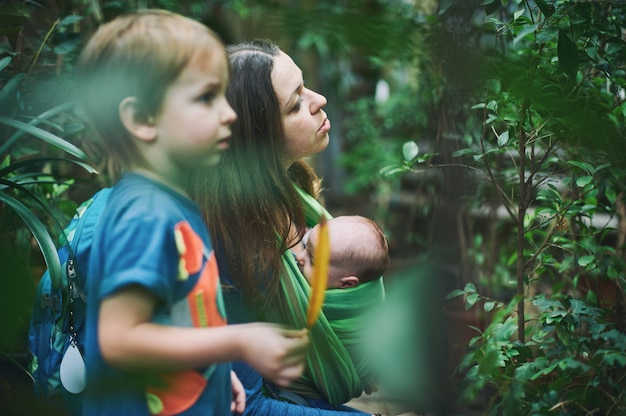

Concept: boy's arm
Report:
left=98, top=284, right=308, bottom=386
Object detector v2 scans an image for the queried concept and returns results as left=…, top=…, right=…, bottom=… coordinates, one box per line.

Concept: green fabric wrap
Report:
left=272, top=185, right=385, bottom=406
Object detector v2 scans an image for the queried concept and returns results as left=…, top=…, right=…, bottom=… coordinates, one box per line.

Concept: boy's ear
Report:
left=337, top=275, right=360, bottom=288
left=119, top=97, right=156, bottom=142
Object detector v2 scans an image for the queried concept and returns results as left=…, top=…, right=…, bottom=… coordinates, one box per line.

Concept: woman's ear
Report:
left=119, top=97, right=156, bottom=143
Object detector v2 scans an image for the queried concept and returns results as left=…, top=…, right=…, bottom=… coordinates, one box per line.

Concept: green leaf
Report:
left=513, top=23, right=539, bottom=45
left=466, top=293, right=479, bottom=309
left=452, top=148, right=477, bottom=157
left=0, top=100, right=79, bottom=155
left=0, top=73, right=24, bottom=116
left=464, top=282, right=477, bottom=293
left=535, top=0, right=554, bottom=18
left=577, top=255, right=595, bottom=267
left=566, top=160, right=595, bottom=174
left=0, top=156, right=97, bottom=178
left=558, top=30, right=578, bottom=78
left=0, top=56, right=11, bottom=72
left=379, top=165, right=408, bottom=177
left=575, top=176, right=593, bottom=187
left=402, top=141, right=419, bottom=162
left=446, top=289, right=465, bottom=299
left=605, top=187, right=616, bottom=205
left=497, top=130, right=510, bottom=147
left=54, top=39, right=80, bottom=55
left=59, top=15, right=83, bottom=26
left=0, top=193, right=62, bottom=289
left=0, top=116, right=87, bottom=160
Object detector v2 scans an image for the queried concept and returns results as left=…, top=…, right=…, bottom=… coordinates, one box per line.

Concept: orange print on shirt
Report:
left=146, top=370, right=207, bottom=416
left=147, top=222, right=226, bottom=415
left=174, top=221, right=203, bottom=280
left=188, top=252, right=226, bottom=328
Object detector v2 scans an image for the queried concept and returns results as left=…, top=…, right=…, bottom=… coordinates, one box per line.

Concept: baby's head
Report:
left=296, top=215, right=389, bottom=289
left=76, top=9, right=227, bottom=170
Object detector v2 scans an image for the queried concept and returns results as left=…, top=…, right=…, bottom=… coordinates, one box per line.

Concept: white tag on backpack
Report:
left=60, top=343, right=86, bottom=394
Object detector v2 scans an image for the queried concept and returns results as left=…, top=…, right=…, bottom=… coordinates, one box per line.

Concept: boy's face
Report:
left=153, top=49, right=236, bottom=173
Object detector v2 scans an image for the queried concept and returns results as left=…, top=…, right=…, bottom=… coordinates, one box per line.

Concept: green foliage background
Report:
left=1, top=1, right=626, bottom=414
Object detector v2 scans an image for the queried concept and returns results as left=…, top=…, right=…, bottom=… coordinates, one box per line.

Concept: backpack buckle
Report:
left=40, top=294, right=62, bottom=311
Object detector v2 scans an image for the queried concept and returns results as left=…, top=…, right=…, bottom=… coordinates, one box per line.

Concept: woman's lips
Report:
left=318, top=118, right=331, bottom=133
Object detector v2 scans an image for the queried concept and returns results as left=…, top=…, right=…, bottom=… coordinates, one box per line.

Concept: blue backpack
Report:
left=28, top=188, right=111, bottom=413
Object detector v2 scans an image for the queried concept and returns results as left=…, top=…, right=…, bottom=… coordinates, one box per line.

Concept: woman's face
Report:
left=271, top=51, right=330, bottom=163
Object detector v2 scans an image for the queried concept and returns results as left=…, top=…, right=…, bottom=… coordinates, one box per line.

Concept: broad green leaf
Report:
left=0, top=192, right=62, bottom=289
left=535, top=0, right=554, bottom=17
left=446, top=289, right=465, bottom=299
left=575, top=176, right=593, bottom=187
left=0, top=100, right=79, bottom=155
left=558, top=30, right=578, bottom=78
left=452, top=148, right=477, bottom=157
left=0, top=116, right=87, bottom=160
left=402, top=141, right=419, bottom=162
left=466, top=293, right=479, bottom=309
left=0, top=56, right=11, bottom=72
left=0, top=73, right=24, bottom=116
left=59, top=15, right=83, bottom=26
left=577, top=255, right=595, bottom=267
left=566, top=160, right=595, bottom=174
left=497, top=130, right=510, bottom=147
left=513, top=23, right=538, bottom=45
left=379, top=165, right=408, bottom=177
left=0, top=156, right=97, bottom=178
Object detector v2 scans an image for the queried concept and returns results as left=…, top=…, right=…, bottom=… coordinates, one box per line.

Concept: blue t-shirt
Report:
left=84, top=173, right=230, bottom=416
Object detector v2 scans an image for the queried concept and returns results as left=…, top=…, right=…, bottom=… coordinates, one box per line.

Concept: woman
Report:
left=192, top=40, right=384, bottom=415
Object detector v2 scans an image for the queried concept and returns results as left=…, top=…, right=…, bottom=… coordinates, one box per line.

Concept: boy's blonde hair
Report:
left=76, top=9, right=224, bottom=169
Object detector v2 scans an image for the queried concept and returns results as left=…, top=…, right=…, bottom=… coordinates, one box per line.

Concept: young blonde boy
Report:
left=77, top=10, right=308, bottom=415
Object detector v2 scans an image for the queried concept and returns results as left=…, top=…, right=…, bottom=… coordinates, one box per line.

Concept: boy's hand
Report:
left=230, top=370, right=245, bottom=414
left=241, top=324, right=309, bottom=387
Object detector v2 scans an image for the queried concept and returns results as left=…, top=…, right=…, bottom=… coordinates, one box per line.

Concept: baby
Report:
left=296, top=215, right=389, bottom=288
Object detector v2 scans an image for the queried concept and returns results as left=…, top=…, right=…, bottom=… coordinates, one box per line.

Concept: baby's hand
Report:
left=230, top=370, right=245, bottom=414
left=240, top=324, right=309, bottom=387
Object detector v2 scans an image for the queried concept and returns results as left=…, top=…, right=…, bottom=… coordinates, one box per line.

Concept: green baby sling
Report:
left=274, top=186, right=385, bottom=406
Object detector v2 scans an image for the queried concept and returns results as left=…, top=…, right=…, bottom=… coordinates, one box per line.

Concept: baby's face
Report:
left=295, top=227, right=316, bottom=284
left=296, top=224, right=347, bottom=289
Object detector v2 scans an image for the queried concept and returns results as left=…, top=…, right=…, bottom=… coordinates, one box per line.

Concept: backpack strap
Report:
left=62, top=188, right=112, bottom=336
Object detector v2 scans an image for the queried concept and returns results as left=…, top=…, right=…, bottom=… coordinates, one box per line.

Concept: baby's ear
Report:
left=337, top=276, right=359, bottom=288
left=119, top=97, right=156, bottom=142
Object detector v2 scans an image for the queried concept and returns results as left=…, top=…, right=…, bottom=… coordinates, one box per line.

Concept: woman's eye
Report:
left=291, top=98, right=303, bottom=113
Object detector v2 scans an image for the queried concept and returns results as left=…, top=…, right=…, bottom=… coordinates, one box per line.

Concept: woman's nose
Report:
left=308, top=89, right=327, bottom=113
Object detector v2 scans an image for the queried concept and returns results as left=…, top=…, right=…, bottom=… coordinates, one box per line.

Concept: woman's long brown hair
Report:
left=191, top=40, right=320, bottom=309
